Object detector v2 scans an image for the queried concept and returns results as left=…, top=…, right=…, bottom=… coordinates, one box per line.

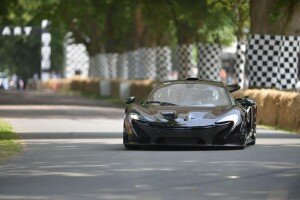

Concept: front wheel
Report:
left=239, top=141, right=246, bottom=149
left=248, top=135, right=256, bottom=145
left=238, top=124, right=247, bottom=149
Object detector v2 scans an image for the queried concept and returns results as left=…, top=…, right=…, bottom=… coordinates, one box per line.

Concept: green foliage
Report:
left=269, top=0, right=297, bottom=23
left=0, top=34, right=40, bottom=79
left=0, top=0, right=252, bottom=77
left=0, top=0, right=64, bottom=77
left=0, top=120, right=19, bottom=140
left=167, top=0, right=208, bottom=44
left=202, top=0, right=249, bottom=43
left=0, top=120, right=22, bottom=163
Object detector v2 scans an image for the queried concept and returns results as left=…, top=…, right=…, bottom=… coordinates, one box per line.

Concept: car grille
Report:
left=155, top=137, right=205, bottom=145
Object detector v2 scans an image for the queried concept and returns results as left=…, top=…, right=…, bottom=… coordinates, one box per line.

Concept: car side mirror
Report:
left=226, top=84, right=241, bottom=92
left=235, top=97, right=255, bottom=106
left=124, top=96, right=135, bottom=104
left=243, top=98, right=255, bottom=106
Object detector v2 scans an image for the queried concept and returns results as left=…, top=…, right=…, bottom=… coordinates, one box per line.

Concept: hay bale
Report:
left=110, top=79, right=122, bottom=98
left=100, top=80, right=111, bottom=96
left=82, top=79, right=100, bottom=95
left=259, top=91, right=281, bottom=126
left=41, top=79, right=71, bottom=91
left=277, top=92, right=300, bottom=131
left=56, top=79, right=71, bottom=91
left=120, top=81, right=131, bottom=99
left=233, top=89, right=300, bottom=132
left=70, top=78, right=86, bottom=91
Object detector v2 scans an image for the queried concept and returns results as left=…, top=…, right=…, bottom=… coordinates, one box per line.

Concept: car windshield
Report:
left=147, top=83, right=232, bottom=107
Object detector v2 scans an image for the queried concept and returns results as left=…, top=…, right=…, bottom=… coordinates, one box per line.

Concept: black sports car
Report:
left=123, top=78, right=257, bottom=149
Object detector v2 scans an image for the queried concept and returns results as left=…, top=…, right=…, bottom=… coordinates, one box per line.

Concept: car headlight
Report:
left=216, top=114, right=239, bottom=130
left=129, top=112, right=147, bottom=122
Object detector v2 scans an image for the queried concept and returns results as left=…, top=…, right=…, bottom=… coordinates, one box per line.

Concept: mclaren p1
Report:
left=123, top=78, right=257, bottom=149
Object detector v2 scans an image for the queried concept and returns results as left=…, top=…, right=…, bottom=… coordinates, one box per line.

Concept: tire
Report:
left=237, top=136, right=246, bottom=149
left=239, top=142, right=246, bottom=149
left=238, top=123, right=247, bottom=149
left=124, top=144, right=142, bottom=150
left=123, top=132, right=129, bottom=144
left=248, top=135, right=256, bottom=145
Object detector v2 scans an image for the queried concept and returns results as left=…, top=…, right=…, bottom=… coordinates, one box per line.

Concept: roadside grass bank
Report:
left=0, top=120, right=22, bottom=163
left=42, top=78, right=300, bottom=133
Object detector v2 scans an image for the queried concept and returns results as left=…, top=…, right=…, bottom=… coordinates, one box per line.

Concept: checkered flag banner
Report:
left=276, top=36, right=299, bottom=89
left=197, top=43, right=221, bottom=81
left=234, top=41, right=246, bottom=87
left=116, top=53, right=128, bottom=79
left=127, top=50, right=139, bottom=79
left=247, top=34, right=299, bottom=89
left=106, top=53, right=118, bottom=78
left=89, top=55, right=102, bottom=78
left=65, top=43, right=89, bottom=78
left=95, top=53, right=110, bottom=79
left=156, top=46, right=172, bottom=81
left=88, top=56, right=97, bottom=77
left=176, top=44, right=194, bottom=80
left=138, top=48, right=157, bottom=79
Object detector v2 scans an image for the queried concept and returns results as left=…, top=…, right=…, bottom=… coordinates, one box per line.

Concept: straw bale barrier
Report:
left=233, top=89, right=300, bottom=132
left=43, top=78, right=299, bottom=132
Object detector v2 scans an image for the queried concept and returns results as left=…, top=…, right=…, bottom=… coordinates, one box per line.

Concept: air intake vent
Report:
left=186, top=77, right=199, bottom=81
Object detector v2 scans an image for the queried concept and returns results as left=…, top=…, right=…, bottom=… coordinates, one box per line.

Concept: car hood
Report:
left=145, top=105, right=233, bottom=127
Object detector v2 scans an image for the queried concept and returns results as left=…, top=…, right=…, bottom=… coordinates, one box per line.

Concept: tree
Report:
left=250, top=0, right=300, bottom=35
left=0, top=0, right=65, bottom=76
left=0, top=35, right=40, bottom=81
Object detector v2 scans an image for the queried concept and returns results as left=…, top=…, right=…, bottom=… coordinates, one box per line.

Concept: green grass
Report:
left=0, top=120, right=22, bottom=163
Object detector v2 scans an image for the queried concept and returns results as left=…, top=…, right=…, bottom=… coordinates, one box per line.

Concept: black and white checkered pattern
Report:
left=88, top=35, right=299, bottom=86
left=88, top=56, right=96, bottom=77
left=106, top=53, right=118, bottom=78
left=234, top=41, right=246, bottom=87
left=247, top=35, right=281, bottom=88
left=127, top=50, right=139, bottom=79
left=276, top=36, right=299, bottom=89
left=116, top=53, right=128, bottom=79
left=247, top=34, right=299, bottom=89
left=95, top=53, right=110, bottom=79
left=65, top=43, right=89, bottom=78
left=197, top=43, right=221, bottom=81
left=177, top=44, right=194, bottom=80
left=156, top=46, right=172, bottom=81
left=138, top=48, right=156, bottom=79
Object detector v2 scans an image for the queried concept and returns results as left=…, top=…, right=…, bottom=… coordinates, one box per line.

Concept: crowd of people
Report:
left=0, top=73, right=24, bottom=90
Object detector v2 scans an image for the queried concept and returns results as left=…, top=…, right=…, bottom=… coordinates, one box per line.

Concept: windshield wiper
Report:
left=146, top=101, right=178, bottom=106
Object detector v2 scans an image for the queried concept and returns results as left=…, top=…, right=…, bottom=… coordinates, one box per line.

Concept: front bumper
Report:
left=124, top=120, right=244, bottom=147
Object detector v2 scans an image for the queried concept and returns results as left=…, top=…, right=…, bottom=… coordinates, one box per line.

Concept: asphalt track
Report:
left=0, top=90, right=300, bottom=200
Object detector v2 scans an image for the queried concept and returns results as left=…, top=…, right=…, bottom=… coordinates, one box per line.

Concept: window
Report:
left=147, top=83, right=232, bottom=107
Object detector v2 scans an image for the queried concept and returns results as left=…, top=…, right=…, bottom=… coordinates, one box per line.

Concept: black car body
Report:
left=123, top=79, right=257, bottom=149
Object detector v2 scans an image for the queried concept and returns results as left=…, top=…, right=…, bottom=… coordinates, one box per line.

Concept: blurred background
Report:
left=0, top=0, right=299, bottom=90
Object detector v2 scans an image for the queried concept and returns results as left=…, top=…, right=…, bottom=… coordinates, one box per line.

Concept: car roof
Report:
left=161, top=79, right=224, bottom=87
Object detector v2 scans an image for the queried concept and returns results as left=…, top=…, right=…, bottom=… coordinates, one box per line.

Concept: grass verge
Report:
left=0, top=120, right=22, bottom=163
